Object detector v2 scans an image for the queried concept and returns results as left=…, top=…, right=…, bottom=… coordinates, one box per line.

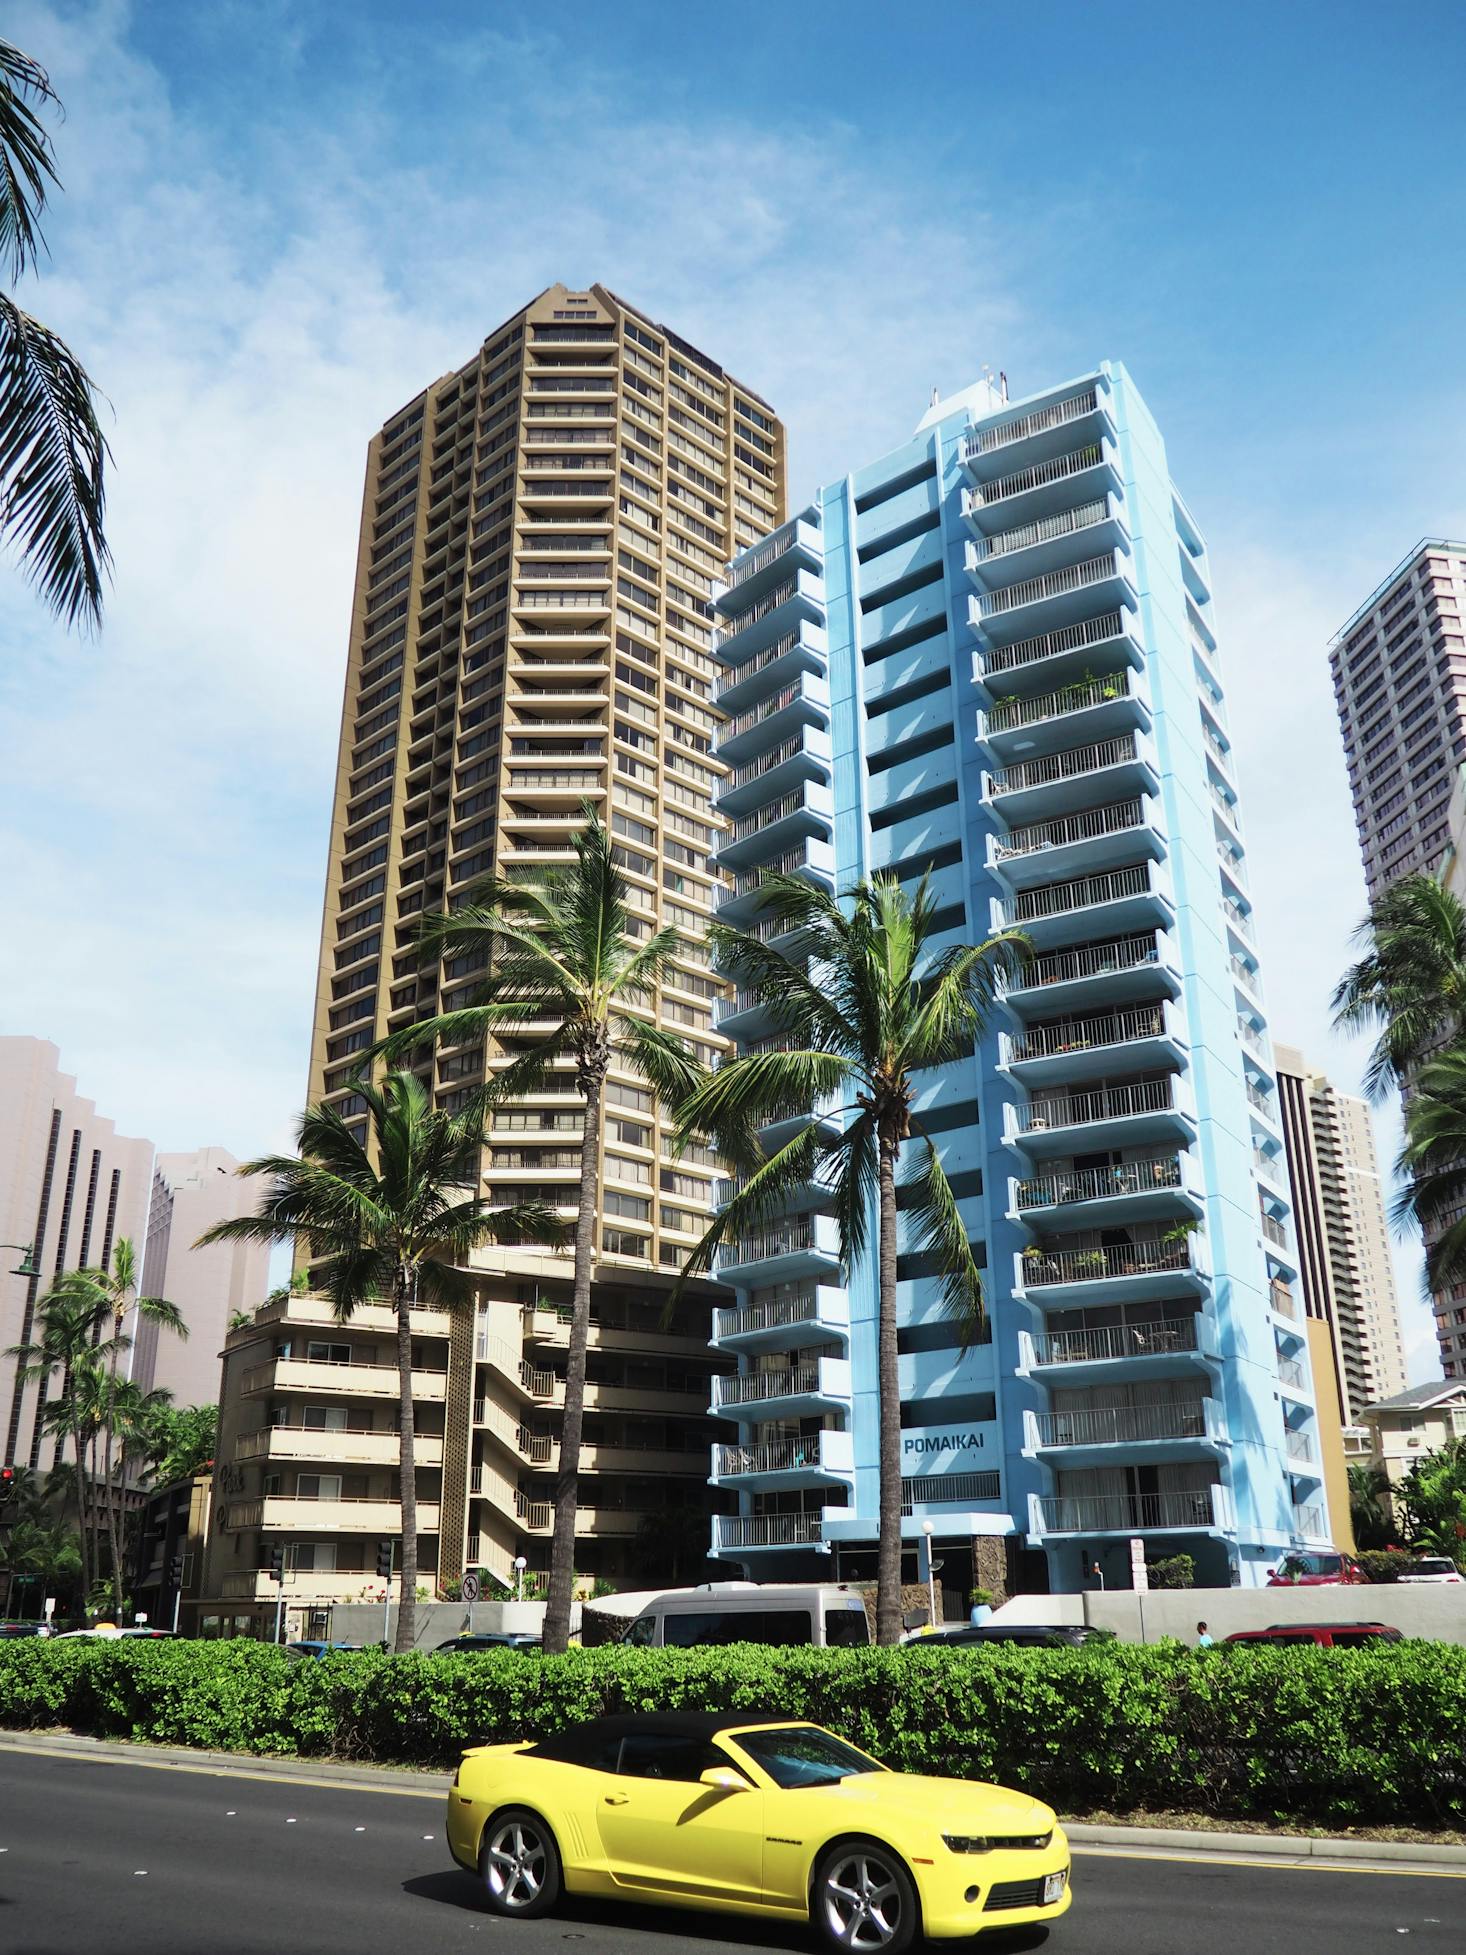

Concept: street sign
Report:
left=43, top=1597, right=55, bottom=1619
left=1129, top=1537, right=1149, bottom=1591
left=461, top=1571, right=480, bottom=1603
left=135, top=1613, right=148, bottom=1625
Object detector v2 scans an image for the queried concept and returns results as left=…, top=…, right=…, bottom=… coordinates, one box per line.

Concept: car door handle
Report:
left=603, top=1793, right=630, bottom=1806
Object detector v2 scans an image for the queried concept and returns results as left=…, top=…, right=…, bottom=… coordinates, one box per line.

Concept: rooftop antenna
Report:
left=929, top=385, right=940, bottom=407
left=999, top=370, right=1009, bottom=402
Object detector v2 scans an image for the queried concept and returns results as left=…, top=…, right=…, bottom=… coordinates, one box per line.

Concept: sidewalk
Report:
left=3, top=1730, right=1463, bottom=1875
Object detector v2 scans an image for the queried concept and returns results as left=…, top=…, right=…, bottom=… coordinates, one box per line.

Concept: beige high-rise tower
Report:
left=206, top=286, right=784, bottom=1626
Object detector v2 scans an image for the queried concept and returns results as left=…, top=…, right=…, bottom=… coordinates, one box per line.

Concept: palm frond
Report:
left=613, top=1019, right=708, bottom=1116
left=901, top=1130, right=985, bottom=1345
left=0, top=41, right=59, bottom=282
left=673, top=1048, right=857, bottom=1155
left=664, top=1117, right=828, bottom=1311
left=825, top=1109, right=878, bottom=1271
left=0, top=294, right=109, bottom=629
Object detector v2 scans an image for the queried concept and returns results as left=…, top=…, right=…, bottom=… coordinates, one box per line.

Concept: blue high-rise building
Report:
left=706, top=366, right=1330, bottom=1594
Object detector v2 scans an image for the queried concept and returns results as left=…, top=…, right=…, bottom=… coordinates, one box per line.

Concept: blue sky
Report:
left=1, top=0, right=1462, bottom=1374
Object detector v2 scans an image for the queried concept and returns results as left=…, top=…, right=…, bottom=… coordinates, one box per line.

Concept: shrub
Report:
left=2, top=1640, right=1465, bottom=1827
left=1357, top=1549, right=1427, bottom=1584
left=1146, top=1553, right=1195, bottom=1589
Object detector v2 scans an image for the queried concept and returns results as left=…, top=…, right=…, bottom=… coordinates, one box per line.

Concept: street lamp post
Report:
left=1, top=1243, right=41, bottom=1278
left=922, top=1521, right=937, bottom=1631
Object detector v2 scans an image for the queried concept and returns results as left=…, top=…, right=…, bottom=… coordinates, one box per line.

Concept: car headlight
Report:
left=943, top=1832, right=1054, bottom=1853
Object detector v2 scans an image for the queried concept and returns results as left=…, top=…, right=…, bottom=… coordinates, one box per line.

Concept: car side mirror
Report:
left=699, top=1767, right=750, bottom=1793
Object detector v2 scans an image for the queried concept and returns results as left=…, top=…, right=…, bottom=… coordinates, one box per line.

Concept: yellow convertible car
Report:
left=446, top=1711, right=1071, bottom=1950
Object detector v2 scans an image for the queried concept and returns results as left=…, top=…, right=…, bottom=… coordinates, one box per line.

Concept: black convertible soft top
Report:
left=525, top=1710, right=788, bottom=1764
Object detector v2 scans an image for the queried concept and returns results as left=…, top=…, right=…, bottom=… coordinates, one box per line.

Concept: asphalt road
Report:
left=0, top=1746, right=1460, bottom=1955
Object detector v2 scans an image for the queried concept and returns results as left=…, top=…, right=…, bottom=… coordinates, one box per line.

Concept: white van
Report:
left=623, top=1582, right=871, bottom=1650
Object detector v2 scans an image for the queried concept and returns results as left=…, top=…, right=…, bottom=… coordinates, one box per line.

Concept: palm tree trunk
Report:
left=69, top=1409, right=92, bottom=1605
left=394, top=1258, right=419, bottom=1653
left=876, top=1129, right=903, bottom=1646
left=543, top=1062, right=602, bottom=1655
left=101, top=1322, right=124, bottom=1614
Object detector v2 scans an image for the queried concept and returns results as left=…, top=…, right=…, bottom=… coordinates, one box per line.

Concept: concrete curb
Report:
left=4, top=1733, right=1463, bottom=1873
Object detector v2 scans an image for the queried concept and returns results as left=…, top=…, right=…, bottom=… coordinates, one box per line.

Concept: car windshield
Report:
left=1415, top=1559, right=1452, bottom=1574
left=1278, top=1553, right=1341, bottom=1577
left=734, top=1725, right=884, bottom=1789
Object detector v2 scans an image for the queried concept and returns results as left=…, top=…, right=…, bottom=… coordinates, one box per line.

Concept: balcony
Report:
left=1015, top=1234, right=1205, bottom=1303
left=718, top=514, right=822, bottom=609
left=1001, top=932, right=1178, bottom=1019
left=715, top=727, right=832, bottom=819
left=715, top=834, right=835, bottom=931
left=970, top=552, right=1137, bottom=646
left=978, top=610, right=1145, bottom=696
left=1033, top=1483, right=1232, bottom=1538
left=1002, top=862, right=1172, bottom=948
left=714, top=1211, right=844, bottom=1286
left=712, top=1511, right=825, bottom=1553
left=713, top=570, right=824, bottom=666
left=963, top=387, right=1115, bottom=478
left=961, top=440, right=1120, bottom=529
left=1013, top=1153, right=1199, bottom=1229
left=982, top=670, right=1148, bottom=762
left=986, top=732, right=1156, bottom=825
left=714, top=783, right=833, bottom=871
left=1269, top=1277, right=1298, bottom=1321
left=714, top=628, right=827, bottom=715
left=902, top=1470, right=1003, bottom=1515
left=1010, top=1073, right=1194, bottom=1154
left=712, top=1283, right=850, bottom=1353
left=1028, top=1397, right=1225, bottom=1458
left=233, top=1427, right=444, bottom=1470
left=1026, top=1314, right=1218, bottom=1378
left=990, top=797, right=1164, bottom=890
left=1277, top=1355, right=1308, bottom=1395
left=225, top=1495, right=443, bottom=1535
left=1285, top=1428, right=1316, bottom=1463
left=220, top=1569, right=388, bottom=1603
left=968, top=497, right=1130, bottom=594
left=718, top=672, right=830, bottom=765
left=711, top=1428, right=853, bottom=1489
left=1001, top=1000, right=1182, bottom=1086
left=710, top=1356, right=852, bottom=1420
left=239, top=1359, right=448, bottom=1402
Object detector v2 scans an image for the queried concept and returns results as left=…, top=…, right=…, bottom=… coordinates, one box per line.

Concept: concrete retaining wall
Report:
left=327, top=1598, right=573, bottom=1649
left=992, top=1584, right=1466, bottom=1644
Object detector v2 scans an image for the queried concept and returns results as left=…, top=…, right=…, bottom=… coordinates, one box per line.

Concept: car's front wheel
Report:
left=479, top=1805, right=562, bottom=1919
left=813, top=1839, right=920, bottom=1955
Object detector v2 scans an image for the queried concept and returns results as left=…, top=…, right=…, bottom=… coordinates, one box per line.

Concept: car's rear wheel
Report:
left=813, top=1839, right=919, bottom=1955
left=478, top=1805, right=561, bottom=1919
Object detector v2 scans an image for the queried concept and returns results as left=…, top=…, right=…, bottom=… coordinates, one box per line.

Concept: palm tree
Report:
left=6, top=1282, right=119, bottom=1603
left=1347, top=1460, right=1393, bottom=1551
left=1392, top=1050, right=1466, bottom=1293
left=0, top=39, right=110, bottom=627
left=379, top=814, right=706, bottom=1656
left=39, top=1242, right=187, bottom=1613
left=671, top=870, right=1027, bottom=1645
left=1332, top=873, right=1466, bottom=1096
left=197, top=1071, right=565, bottom=1653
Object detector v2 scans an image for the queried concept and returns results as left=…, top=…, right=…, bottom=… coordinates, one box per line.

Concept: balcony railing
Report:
left=1261, top=1214, right=1289, bottom=1250
left=1038, top=1487, right=1218, bottom=1533
left=732, top=844, right=822, bottom=896
left=994, top=797, right=1144, bottom=863
left=975, top=554, right=1118, bottom=620
left=1010, top=862, right=1153, bottom=924
left=1014, top=934, right=1160, bottom=992
left=1223, top=897, right=1254, bottom=941
left=715, top=632, right=807, bottom=697
left=724, top=1220, right=817, bottom=1264
left=1016, top=1156, right=1182, bottom=1210
left=968, top=443, right=1105, bottom=508
left=1020, top=1238, right=1193, bottom=1286
left=1246, top=1082, right=1276, bottom=1118
left=713, top=1436, right=834, bottom=1476
left=728, top=735, right=812, bottom=791
left=731, top=792, right=810, bottom=841
left=983, top=610, right=1126, bottom=677
left=989, top=732, right=1138, bottom=796
left=1294, top=1503, right=1325, bottom=1536
left=1285, top=1429, right=1315, bottom=1462
left=724, top=681, right=808, bottom=742
left=1238, top=1018, right=1269, bottom=1060
left=1032, top=1400, right=1210, bottom=1447
left=714, top=1365, right=819, bottom=1407
left=973, top=498, right=1109, bottom=562
left=1270, top=1278, right=1297, bottom=1318
left=1277, top=1356, right=1305, bottom=1389
left=902, top=1470, right=1001, bottom=1511
left=715, top=1512, right=823, bottom=1549
left=1017, top=1074, right=1178, bottom=1134
left=1032, top=1317, right=1201, bottom=1365
left=1231, top=956, right=1262, bottom=995
left=713, top=579, right=799, bottom=650
left=713, top=1287, right=822, bottom=1340
left=724, top=517, right=814, bottom=590
left=1009, top=1003, right=1167, bottom=1063
left=987, top=672, right=1132, bottom=735
left=967, top=389, right=1099, bottom=458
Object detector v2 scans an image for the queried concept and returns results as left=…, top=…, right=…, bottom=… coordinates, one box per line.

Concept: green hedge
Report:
left=3, top=1639, right=1465, bottom=1827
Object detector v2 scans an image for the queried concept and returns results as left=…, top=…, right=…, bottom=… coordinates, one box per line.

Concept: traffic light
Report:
left=267, top=1545, right=285, bottom=1581
left=169, top=1552, right=184, bottom=1587
left=376, top=1539, right=394, bottom=1579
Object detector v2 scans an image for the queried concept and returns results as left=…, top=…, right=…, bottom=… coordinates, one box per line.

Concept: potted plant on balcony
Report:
left=1074, top=1249, right=1108, bottom=1277
left=1159, top=1220, right=1198, bottom=1264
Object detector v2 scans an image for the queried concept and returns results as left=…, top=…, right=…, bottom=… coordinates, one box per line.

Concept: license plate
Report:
left=1043, top=1870, right=1068, bottom=1905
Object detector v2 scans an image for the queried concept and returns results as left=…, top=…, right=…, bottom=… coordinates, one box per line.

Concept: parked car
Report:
left=1396, top=1556, right=1465, bottom=1585
left=623, top=1584, right=870, bottom=1650
left=285, top=1640, right=362, bottom=1659
left=0, top=1621, right=50, bottom=1638
left=915, top=1623, right=1110, bottom=1648
left=1224, top=1622, right=1403, bottom=1648
left=447, top=1711, right=1072, bottom=1949
left=1266, top=1549, right=1366, bottom=1586
left=117, top=1627, right=178, bottom=1639
left=434, top=1633, right=541, bottom=1654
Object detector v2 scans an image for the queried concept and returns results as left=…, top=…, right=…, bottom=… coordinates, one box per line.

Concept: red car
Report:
left=1225, top=1622, right=1402, bottom=1648
left=1266, top=1549, right=1365, bottom=1586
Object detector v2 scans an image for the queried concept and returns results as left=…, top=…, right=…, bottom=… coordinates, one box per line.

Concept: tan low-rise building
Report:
left=1357, top=1379, right=1466, bottom=1529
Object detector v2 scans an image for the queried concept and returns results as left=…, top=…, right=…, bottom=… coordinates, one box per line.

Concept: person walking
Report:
left=1195, top=1621, right=1214, bottom=1647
